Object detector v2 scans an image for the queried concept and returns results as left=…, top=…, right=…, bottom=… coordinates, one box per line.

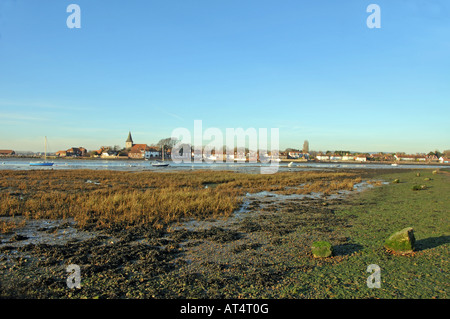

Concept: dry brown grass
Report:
left=0, top=169, right=360, bottom=230
left=0, top=218, right=26, bottom=234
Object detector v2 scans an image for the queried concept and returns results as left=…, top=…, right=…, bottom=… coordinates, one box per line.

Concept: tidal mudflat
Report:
left=0, top=168, right=448, bottom=298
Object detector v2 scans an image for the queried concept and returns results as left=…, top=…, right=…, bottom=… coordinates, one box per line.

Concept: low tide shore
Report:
left=0, top=168, right=448, bottom=299
left=281, top=158, right=449, bottom=166
left=2, top=155, right=449, bottom=166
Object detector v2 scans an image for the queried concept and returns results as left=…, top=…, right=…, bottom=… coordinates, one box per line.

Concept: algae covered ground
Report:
left=0, top=168, right=448, bottom=299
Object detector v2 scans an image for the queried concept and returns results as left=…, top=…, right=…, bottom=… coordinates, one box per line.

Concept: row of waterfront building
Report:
left=1, top=132, right=449, bottom=163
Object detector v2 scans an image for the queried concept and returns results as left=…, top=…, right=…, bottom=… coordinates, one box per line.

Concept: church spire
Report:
left=126, top=131, right=133, bottom=149
left=126, top=131, right=133, bottom=143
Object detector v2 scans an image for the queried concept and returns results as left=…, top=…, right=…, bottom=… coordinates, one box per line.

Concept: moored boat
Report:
left=30, top=137, right=54, bottom=167
left=30, top=162, right=54, bottom=166
left=152, top=161, right=169, bottom=167
left=152, top=146, right=169, bottom=167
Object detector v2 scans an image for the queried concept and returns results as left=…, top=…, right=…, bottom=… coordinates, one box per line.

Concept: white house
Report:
left=288, top=151, right=301, bottom=159
left=355, top=156, right=367, bottom=162
left=395, top=155, right=414, bottom=161
left=145, top=148, right=161, bottom=159
left=101, top=150, right=117, bottom=158
left=439, top=156, right=449, bottom=163
left=316, top=155, right=330, bottom=161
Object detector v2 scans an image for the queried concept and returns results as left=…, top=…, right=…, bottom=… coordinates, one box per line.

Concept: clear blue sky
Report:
left=0, top=0, right=449, bottom=153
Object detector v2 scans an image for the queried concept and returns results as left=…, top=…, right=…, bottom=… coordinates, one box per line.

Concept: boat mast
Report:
left=44, top=136, right=47, bottom=161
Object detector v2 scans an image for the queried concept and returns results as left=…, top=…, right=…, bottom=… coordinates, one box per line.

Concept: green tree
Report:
left=428, top=150, right=443, bottom=158
left=157, top=137, right=178, bottom=150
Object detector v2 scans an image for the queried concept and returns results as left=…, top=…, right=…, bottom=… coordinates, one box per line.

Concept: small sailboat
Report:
left=152, top=146, right=169, bottom=167
left=152, top=161, right=169, bottom=167
left=288, top=162, right=294, bottom=167
left=30, top=136, right=54, bottom=166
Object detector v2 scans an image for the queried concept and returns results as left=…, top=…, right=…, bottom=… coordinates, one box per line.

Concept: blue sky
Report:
left=0, top=0, right=449, bottom=153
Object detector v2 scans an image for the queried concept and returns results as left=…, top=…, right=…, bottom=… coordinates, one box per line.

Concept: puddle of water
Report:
left=175, top=180, right=383, bottom=232
left=248, top=190, right=323, bottom=201
left=0, top=217, right=95, bottom=248
left=86, top=179, right=101, bottom=185
left=0, top=180, right=386, bottom=244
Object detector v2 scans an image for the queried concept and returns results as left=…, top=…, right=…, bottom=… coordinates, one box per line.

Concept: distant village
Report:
left=1, top=132, right=449, bottom=164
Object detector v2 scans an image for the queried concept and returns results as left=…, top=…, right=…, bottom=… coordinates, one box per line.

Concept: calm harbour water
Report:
left=0, top=158, right=447, bottom=173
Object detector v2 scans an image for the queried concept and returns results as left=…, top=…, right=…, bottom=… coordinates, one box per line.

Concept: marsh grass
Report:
left=1, top=168, right=448, bottom=299
left=0, top=169, right=360, bottom=231
left=0, top=218, right=26, bottom=234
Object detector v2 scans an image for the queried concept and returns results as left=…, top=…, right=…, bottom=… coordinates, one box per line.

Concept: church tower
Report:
left=126, top=131, right=134, bottom=150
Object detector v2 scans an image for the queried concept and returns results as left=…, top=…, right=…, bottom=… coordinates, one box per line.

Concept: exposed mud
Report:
left=0, top=176, right=384, bottom=298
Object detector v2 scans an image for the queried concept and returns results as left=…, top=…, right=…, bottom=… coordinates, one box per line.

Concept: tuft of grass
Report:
left=0, top=218, right=26, bottom=234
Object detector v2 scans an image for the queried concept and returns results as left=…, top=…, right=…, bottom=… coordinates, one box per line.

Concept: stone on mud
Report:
left=384, top=227, right=415, bottom=254
left=311, top=241, right=333, bottom=258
